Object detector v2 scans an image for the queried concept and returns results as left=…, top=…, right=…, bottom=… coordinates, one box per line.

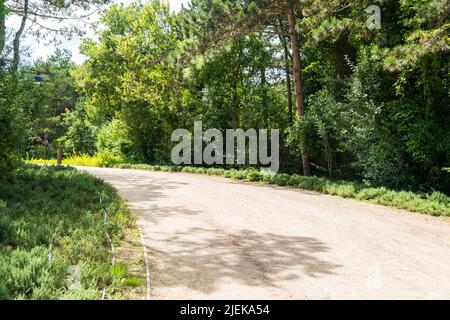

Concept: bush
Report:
left=29, top=157, right=450, bottom=216
left=0, top=164, right=134, bottom=299
left=0, top=99, right=24, bottom=181
left=29, top=154, right=97, bottom=167
left=0, top=247, right=66, bottom=300
left=59, top=101, right=97, bottom=156
left=115, top=163, right=450, bottom=216
left=0, top=153, right=14, bottom=182
left=325, top=183, right=357, bottom=198
left=96, top=119, right=144, bottom=164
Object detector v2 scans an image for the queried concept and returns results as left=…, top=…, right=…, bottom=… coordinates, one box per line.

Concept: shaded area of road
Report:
left=78, top=167, right=450, bottom=299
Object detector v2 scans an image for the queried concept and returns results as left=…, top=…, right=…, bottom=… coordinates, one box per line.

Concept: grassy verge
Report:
left=0, top=164, right=143, bottom=300
left=29, top=157, right=450, bottom=217
left=28, top=154, right=100, bottom=167
left=112, top=164, right=450, bottom=217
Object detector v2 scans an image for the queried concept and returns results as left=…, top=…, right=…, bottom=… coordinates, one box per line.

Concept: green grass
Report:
left=29, top=157, right=450, bottom=217
left=28, top=152, right=130, bottom=168
left=28, top=154, right=101, bottom=167
left=0, top=164, right=136, bottom=300
left=112, top=163, right=450, bottom=217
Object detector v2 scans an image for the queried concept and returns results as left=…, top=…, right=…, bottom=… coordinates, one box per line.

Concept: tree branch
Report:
left=12, top=0, right=29, bottom=73
left=8, top=7, right=100, bottom=21
left=27, top=16, right=68, bottom=33
left=0, top=0, right=6, bottom=56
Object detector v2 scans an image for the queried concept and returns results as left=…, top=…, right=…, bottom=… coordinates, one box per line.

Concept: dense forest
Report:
left=1, top=0, right=449, bottom=193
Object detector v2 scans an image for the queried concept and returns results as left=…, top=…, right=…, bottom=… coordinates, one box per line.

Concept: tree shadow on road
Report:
left=145, top=226, right=341, bottom=295
left=100, top=174, right=189, bottom=204
left=93, top=169, right=341, bottom=296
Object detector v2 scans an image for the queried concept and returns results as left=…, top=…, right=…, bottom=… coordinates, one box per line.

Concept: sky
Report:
left=8, top=0, right=190, bottom=64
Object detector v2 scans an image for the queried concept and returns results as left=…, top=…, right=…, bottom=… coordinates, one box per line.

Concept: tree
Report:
left=180, top=0, right=325, bottom=175
left=19, top=49, right=79, bottom=158
left=75, top=1, right=181, bottom=162
left=2, top=0, right=111, bottom=73
left=59, top=100, right=96, bottom=155
left=0, top=0, right=6, bottom=60
left=8, top=0, right=443, bottom=192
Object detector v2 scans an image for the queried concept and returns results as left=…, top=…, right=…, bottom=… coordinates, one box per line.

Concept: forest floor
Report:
left=78, top=166, right=450, bottom=300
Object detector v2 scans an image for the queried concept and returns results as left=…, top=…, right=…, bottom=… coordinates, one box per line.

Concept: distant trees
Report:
left=178, top=0, right=313, bottom=175
left=2, top=0, right=449, bottom=191
left=1, top=0, right=110, bottom=177
left=1, top=0, right=111, bottom=73
left=75, top=1, right=180, bottom=162
left=73, top=0, right=449, bottom=191
left=19, top=49, right=80, bottom=158
left=59, top=100, right=96, bottom=156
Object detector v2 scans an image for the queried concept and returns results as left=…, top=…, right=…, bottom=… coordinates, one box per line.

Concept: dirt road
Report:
left=78, top=167, right=450, bottom=300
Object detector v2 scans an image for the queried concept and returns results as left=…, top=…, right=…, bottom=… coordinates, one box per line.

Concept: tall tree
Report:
left=11, top=0, right=28, bottom=73
left=286, top=5, right=310, bottom=175
left=0, top=0, right=6, bottom=57
left=181, top=0, right=315, bottom=175
left=75, top=1, right=181, bottom=162
left=277, top=22, right=293, bottom=122
left=4, top=0, right=110, bottom=73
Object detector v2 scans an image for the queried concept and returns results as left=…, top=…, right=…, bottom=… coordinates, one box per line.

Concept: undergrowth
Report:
left=28, top=157, right=450, bottom=217
left=0, top=164, right=137, bottom=300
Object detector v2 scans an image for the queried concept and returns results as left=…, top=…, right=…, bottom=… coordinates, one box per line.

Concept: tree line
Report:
left=1, top=0, right=449, bottom=192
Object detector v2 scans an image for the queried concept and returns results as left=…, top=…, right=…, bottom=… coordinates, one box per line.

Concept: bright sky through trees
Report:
left=12, top=0, right=190, bottom=64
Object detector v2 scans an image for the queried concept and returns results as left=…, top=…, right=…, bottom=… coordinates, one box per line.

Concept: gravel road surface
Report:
left=78, top=167, right=450, bottom=300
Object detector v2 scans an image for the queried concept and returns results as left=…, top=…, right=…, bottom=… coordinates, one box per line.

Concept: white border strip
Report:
left=138, top=224, right=151, bottom=300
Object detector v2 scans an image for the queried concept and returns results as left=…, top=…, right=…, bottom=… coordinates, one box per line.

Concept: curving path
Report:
left=78, top=166, right=450, bottom=300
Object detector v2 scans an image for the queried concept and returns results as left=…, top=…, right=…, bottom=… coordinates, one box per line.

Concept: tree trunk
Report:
left=57, top=144, right=63, bottom=166
left=279, top=31, right=293, bottom=122
left=12, top=0, right=29, bottom=73
left=231, top=67, right=239, bottom=130
left=287, top=7, right=311, bottom=176
left=0, top=0, right=6, bottom=57
left=260, top=64, right=269, bottom=127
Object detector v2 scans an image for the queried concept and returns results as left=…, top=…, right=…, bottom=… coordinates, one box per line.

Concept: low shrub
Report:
left=28, top=152, right=130, bottom=168
left=0, top=164, right=135, bottom=299
left=29, top=157, right=450, bottom=216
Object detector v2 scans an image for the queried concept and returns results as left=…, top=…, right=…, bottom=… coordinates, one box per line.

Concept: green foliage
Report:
left=5, top=50, right=83, bottom=160
left=0, top=246, right=66, bottom=300
left=27, top=0, right=450, bottom=199
left=6, top=0, right=450, bottom=193
left=75, top=0, right=179, bottom=163
left=123, top=277, right=142, bottom=288
left=110, top=162, right=450, bottom=217
left=0, top=72, right=27, bottom=180
left=0, top=164, right=134, bottom=299
left=59, top=100, right=96, bottom=156
left=28, top=155, right=93, bottom=167
left=96, top=118, right=140, bottom=163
